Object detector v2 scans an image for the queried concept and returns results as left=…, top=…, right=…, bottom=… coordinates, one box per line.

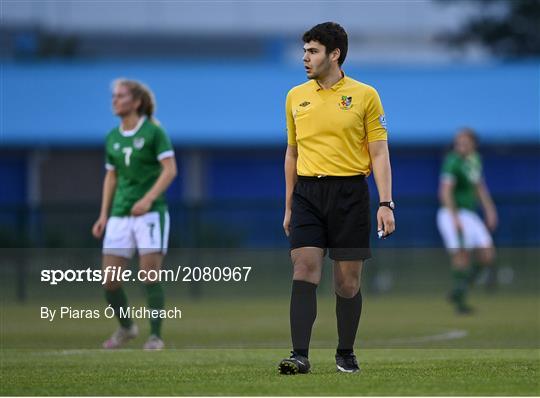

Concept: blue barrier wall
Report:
left=202, top=147, right=540, bottom=247
left=205, top=147, right=540, bottom=199
left=2, top=61, right=539, bottom=247
left=0, top=146, right=538, bottom=247
left=0, top=156, right=26, bottom=204
left=3, top=61, right=539, bottom=146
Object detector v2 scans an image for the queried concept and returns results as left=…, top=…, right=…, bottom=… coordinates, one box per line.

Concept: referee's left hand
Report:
left=377, top=206, right=395, bottom=238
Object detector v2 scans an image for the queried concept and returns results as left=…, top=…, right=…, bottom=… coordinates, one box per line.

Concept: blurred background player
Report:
left=437, top=127, right=497, bottom=314
left=92, top=79, right=177, bottom=349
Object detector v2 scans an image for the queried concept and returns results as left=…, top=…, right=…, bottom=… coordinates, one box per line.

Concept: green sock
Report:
left=105, top=287, right=132, bottom=328
left=452, top=269, right=469, bottom=307
left=468, top=263, right=482, bottom=285
left=146, top=283, right=164, bottom=338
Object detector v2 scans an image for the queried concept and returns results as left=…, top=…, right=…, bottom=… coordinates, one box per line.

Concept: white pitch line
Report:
left=28, top=349, right=139, bottom=356
left=380, top=329, right=468, bottom=344
left=25, top=330, right=469, bottom=355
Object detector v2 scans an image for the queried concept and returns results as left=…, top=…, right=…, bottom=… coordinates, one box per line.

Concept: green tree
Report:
left=439, top=0, right=540, bottom=57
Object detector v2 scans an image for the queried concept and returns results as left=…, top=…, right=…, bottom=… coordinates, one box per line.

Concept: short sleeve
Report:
left=286, top=90, right=297, bottom=146
left=440, top=154, right=457, bottom=182
left=364, top=87, right=388, bottom=142
left=105, top=137, right=115, bottom=170
left=154, top=126, right=175, bottom=161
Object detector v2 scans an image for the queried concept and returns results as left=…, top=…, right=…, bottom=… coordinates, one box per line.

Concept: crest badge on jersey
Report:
left=134, top=137, right=145, bottom=150
left=113, top=142, right=120, bottom=151
left=339, top=96, right=353, bottom=110
left=379, top=114, right=387, bottom=130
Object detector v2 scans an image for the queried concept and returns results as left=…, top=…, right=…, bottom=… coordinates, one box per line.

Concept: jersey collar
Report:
left=119, top=116, right=146, bottom=137
left=314, top=71, right=347, bottom=91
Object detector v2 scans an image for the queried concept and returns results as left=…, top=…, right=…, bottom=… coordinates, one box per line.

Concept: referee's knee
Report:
left=292, top=263, right=321, bottom=285
left=334, top=280, right=360, bottom=298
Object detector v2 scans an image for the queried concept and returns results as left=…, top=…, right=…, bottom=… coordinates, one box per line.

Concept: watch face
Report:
left=390, top=201, right=395, bottom=210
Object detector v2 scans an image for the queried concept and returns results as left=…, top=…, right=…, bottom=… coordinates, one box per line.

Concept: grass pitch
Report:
left=1, top=293, right=539, bottom=395
left=2, top=348, right=538, bottom=396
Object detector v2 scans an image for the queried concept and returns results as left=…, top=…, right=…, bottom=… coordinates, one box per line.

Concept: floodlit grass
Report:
left=1, top=293, right=539, bottom=395
left=1, top=348, right=538, bottom=396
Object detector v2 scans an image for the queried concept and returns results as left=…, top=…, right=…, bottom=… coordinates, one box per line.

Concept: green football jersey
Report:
left=441, top=151, right=482, bottom=210
left=105, top=117, right=174, bottom=216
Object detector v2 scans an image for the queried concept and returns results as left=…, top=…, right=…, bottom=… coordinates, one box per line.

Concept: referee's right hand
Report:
left=283, top=208, right=292, bottom=237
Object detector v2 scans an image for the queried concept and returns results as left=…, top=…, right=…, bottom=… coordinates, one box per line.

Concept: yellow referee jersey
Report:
left=286, top=74, right=387, bottom=176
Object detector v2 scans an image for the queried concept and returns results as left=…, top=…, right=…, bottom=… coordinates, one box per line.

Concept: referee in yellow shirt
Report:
left=279, top=22, right=395, bottom=375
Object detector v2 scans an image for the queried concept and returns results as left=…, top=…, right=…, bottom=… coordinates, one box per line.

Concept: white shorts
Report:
left=103, top=210, right=170, bottom=258
left=437, top=208, right=493, bottom=252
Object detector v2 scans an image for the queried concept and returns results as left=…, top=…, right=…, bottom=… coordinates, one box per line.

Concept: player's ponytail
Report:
left=113, top=78, right=159, bottom=124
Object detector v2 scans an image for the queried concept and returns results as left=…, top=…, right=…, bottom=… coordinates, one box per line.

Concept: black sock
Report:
left=290, top=280, right=317, bottom=358
left=336, top=290, right=362, bottom=355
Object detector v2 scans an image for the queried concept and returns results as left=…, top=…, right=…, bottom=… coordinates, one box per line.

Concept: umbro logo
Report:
left=299, top=101, right=310, bottom=107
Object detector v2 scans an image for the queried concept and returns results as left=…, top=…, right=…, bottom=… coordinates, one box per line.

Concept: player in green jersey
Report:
left=92, top=79, right=177, bottom=349
left=437, top=128, right=498, bottom=314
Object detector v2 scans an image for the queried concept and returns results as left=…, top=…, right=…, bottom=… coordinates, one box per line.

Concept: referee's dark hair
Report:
left=303, top=22, right=348, bottom=66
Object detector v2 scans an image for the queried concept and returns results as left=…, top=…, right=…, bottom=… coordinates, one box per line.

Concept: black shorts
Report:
left=289, top=175, right=371, bottom=261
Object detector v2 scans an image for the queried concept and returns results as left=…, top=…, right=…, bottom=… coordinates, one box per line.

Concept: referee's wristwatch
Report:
left=379, top=201, right=395, bottom=211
